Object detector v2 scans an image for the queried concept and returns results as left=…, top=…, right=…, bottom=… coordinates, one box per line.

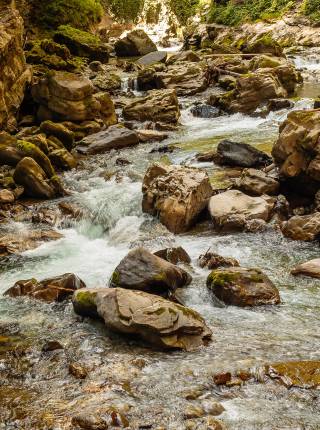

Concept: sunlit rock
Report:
left=291, top=258, right=320, bottom=278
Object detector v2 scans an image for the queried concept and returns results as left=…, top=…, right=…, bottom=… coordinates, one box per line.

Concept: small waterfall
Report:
left=121, top=77, right=129, bottom=92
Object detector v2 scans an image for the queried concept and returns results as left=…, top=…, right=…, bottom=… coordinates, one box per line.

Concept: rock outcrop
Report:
left=142, top=163, right=212, bottom=233
left=4, top=273, right=85, bottom=302
left=123, top=89, right=180, bottom=124
left=207, top=267, right=280, bottom=306
left=73, top=288, right=212, bottom=351
left=115, top=30, right=157, bottom=57
left=208, top=190, right=275, bottom=231
left=0, top=4, right=32, bottom=131
left=110, top=247, right=192, bottom=297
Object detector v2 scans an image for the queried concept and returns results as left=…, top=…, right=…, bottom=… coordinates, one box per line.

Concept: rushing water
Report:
left=1, top=52, right=320, bottom=429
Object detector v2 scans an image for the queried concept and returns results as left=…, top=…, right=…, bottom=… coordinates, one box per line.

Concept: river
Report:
left=0, top=50, right=320, bottom=429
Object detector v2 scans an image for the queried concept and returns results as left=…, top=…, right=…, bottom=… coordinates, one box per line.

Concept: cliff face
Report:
left=0, top=3, right=32, bottom=131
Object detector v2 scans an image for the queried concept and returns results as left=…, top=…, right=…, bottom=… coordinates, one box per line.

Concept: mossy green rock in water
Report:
left=207, top=267, right=280, bottom=306
left=72, top=288, right=101, bottom=318
left=109, top=247, right=192, bottom=297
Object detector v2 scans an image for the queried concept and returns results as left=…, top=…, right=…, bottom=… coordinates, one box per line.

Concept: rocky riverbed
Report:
left=1, top=4, right=320, bottom=429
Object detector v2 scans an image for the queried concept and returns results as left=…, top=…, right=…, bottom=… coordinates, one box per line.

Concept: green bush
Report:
left=105, top=0, right=145, bottom=22
left=169, top=0, right=200, bottom=25
left=208, top=0, right=294, bottom=26
left=35, top=0, right=103, bottom=30
left=302, top=0, right=320, bottom=23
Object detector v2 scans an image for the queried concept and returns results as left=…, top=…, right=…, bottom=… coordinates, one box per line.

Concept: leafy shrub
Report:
left=169, top=0, right=200, bottom=25
left=105, top=0, right=145, bottom=22
left=302, top=0, right=320, bottom=23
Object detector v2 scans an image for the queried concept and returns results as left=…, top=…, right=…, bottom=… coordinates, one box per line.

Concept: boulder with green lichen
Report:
left=207, top=267, right=280, bottom=306
left=40, top=121, right=75, bottom=151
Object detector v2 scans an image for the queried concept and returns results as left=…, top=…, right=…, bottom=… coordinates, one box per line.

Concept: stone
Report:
left=267, top=98, right=294, bottom=111
left=208, top=190, right=275, bottom=231
left=184, top=405, right=205, bottom=419
left=110, top=247, right=192, bottom=296
left=32, top=71, right=116, bottom=123
left=198, top=252, right=239, bottom=270
left=39, top=121, right=75, bottom=151
left=166, top=50, right=201, bottom=65
left=77, top=126, right=139, bottom=155
left=291, top=258, right=320, bottom=278
left=95, top=288, right=212, bottom=351
left=137, top=51, right=167, bottom=66
left=49, top=149, right=77, bottom=170
left=272, top=110, right=320, bottom=191
left=281, top=213, right=320, bottom=241
left=214, top=140, right=272, bottom=168
left=69, top=362, right=88, bottom=379
left=4, top=273, right=85, bottom=303
left=201, top=400, right=225, bottom=416
left=191, top=104, right=220, bottom=119
left=0, top=189, right=15, bottom=204
left=142, top=163, right=212, bottom=233
left=115, top=30, right=157, bottom=57
left=0, top=5, right=32, bottom=130
left=13, top=157, right=56, bottom=199
left=207, top=267, right=281, bottom=306
left=91, top=72, right=122, bottom=92
left=265, top=361, right=320, bottom=389
left=0, top=229, right=63, bottom=257
left=154, top=247, right=191, bottom=265
left=54, top=25, right=110, bottom=63
left=123, top=89, right=180, bottom=124
left=213, top=372, right=231, bottom=385
left=234, top=168, right=280, bottom=196
left=136, top=129, right=168, bottom=143
left=42, top=340, right=64, bottom=352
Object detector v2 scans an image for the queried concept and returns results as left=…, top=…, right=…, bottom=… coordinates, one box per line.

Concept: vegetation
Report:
left=302, top=0, right=320, bottom=23
left=34, top=0, right=103, bottom=30
left=169, top=0, right=200, bottom=25
left=104, top=0, right=145, bottom=22
left=208, top=0, right=295, bottom=26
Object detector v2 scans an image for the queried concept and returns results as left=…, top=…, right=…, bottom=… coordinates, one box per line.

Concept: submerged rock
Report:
left=77, top=125, right=139, bottom=155
left=265, top=361, right=320, bottom=388
left=208, top=190, right=275, bottom=231
left=110, top=247, right=192, bottom=296
left=74, top=287, right=212, bottom=351
left=281, top=213, right=320, bottom=241
left=123, top=89, right=180, bottom=124
left=115, top=30, right=157, bottom=57
left=213, top=140, right=272, bottom=168
left=191, top=104, right=220, bottom=119
left=207, top=267, right=280, bottom=306
left=142, top=163, right=212, bottom=233
left=291, top=258, right=320, bottom=278
left=4, top=273, right=85, bottom=302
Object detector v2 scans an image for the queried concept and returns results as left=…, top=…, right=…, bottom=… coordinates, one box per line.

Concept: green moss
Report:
left=75, top=290, right=97, bottom=308
left=169, top=0, right=200, bottom=25
left=34, top=0, right=103, bottom=30
left=104, top=0, right=145, bottom=23
left=111, top=270, right=120, bottom=286
left=207, top=271, right=239, bottom=288
left=16, top=140, right=55, bottom=178
left=302, top=0, right=320, bottom=24
left=55, top=25, right=101, bottom=46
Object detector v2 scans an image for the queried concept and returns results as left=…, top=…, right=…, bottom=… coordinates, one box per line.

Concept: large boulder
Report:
left=213, top=140, right=272, bottom=168
left=123, top=89, right=180, bottom=124
left=54, top=25, right=110, bottom=63
left=208, top=190, right=275, bottom=231
left=0, top=5, right=32, bottom=131
left=137, top=51, right=167, bottom=66
left=291, top=258, right=320, bottom=278
left=142, top=163, right=213, bottom=233
left=207, top=267, right=281, bottom=306
left=234, top=168, right=280, bottom=196
left=280, top=213, right=320, bottom=241
left=77, top=125, right=139, bottom=155
left=13, top=157, right=57, bottom=199
left=272, top=110, right=320, bottom=194
left=73, top=288, right=212, bottom=351
left=4, top=273, right=85, bottom=303
left=110, top=247, right=192, bottom=297
left=32, top=71, right=117, bottom=123
left=115, top=30, right=157, bottom=57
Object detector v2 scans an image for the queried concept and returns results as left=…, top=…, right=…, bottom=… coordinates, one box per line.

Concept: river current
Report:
left=0, top=50, right=320, bottom=429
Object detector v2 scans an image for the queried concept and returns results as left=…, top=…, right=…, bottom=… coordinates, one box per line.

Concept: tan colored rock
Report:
left=73, top=288, right=212, bottom=351
left=207, top=267, right=281, bottom=306
left=208, top=190, right=275, bottom=231
left=0, top=5, right=32, bottom=131
left=142, top=163, right=212, bottom=233
left=272, top=110, right=320, bottom=185
left=166, top=50, right=201, bottom=65
left=265, top=361, right=320, bottom=389
left=110, top=247, right=192, bottom=296
left=123, top=89, right=180, bottom=124
left=281, top=213, right=320, bottom=241
left=0, top=189, right=15, bottom=204
left=4, top=273, right=85, bottom=303
left=235, top=168, right=279, bottom=196
left=291, top=258, right=320, bottom=278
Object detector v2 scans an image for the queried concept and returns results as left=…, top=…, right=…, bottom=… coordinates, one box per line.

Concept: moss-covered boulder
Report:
left=207, top=267, right=280, bottom=306
left=243, top=34, right=284, bottom=57
left=110, top=247, right=192, bottom=298
left=54, top=25, right=109, bottom=63
left=49, top=149, right=77, bottom=170
left=40, top=120, right=75, bottom=151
